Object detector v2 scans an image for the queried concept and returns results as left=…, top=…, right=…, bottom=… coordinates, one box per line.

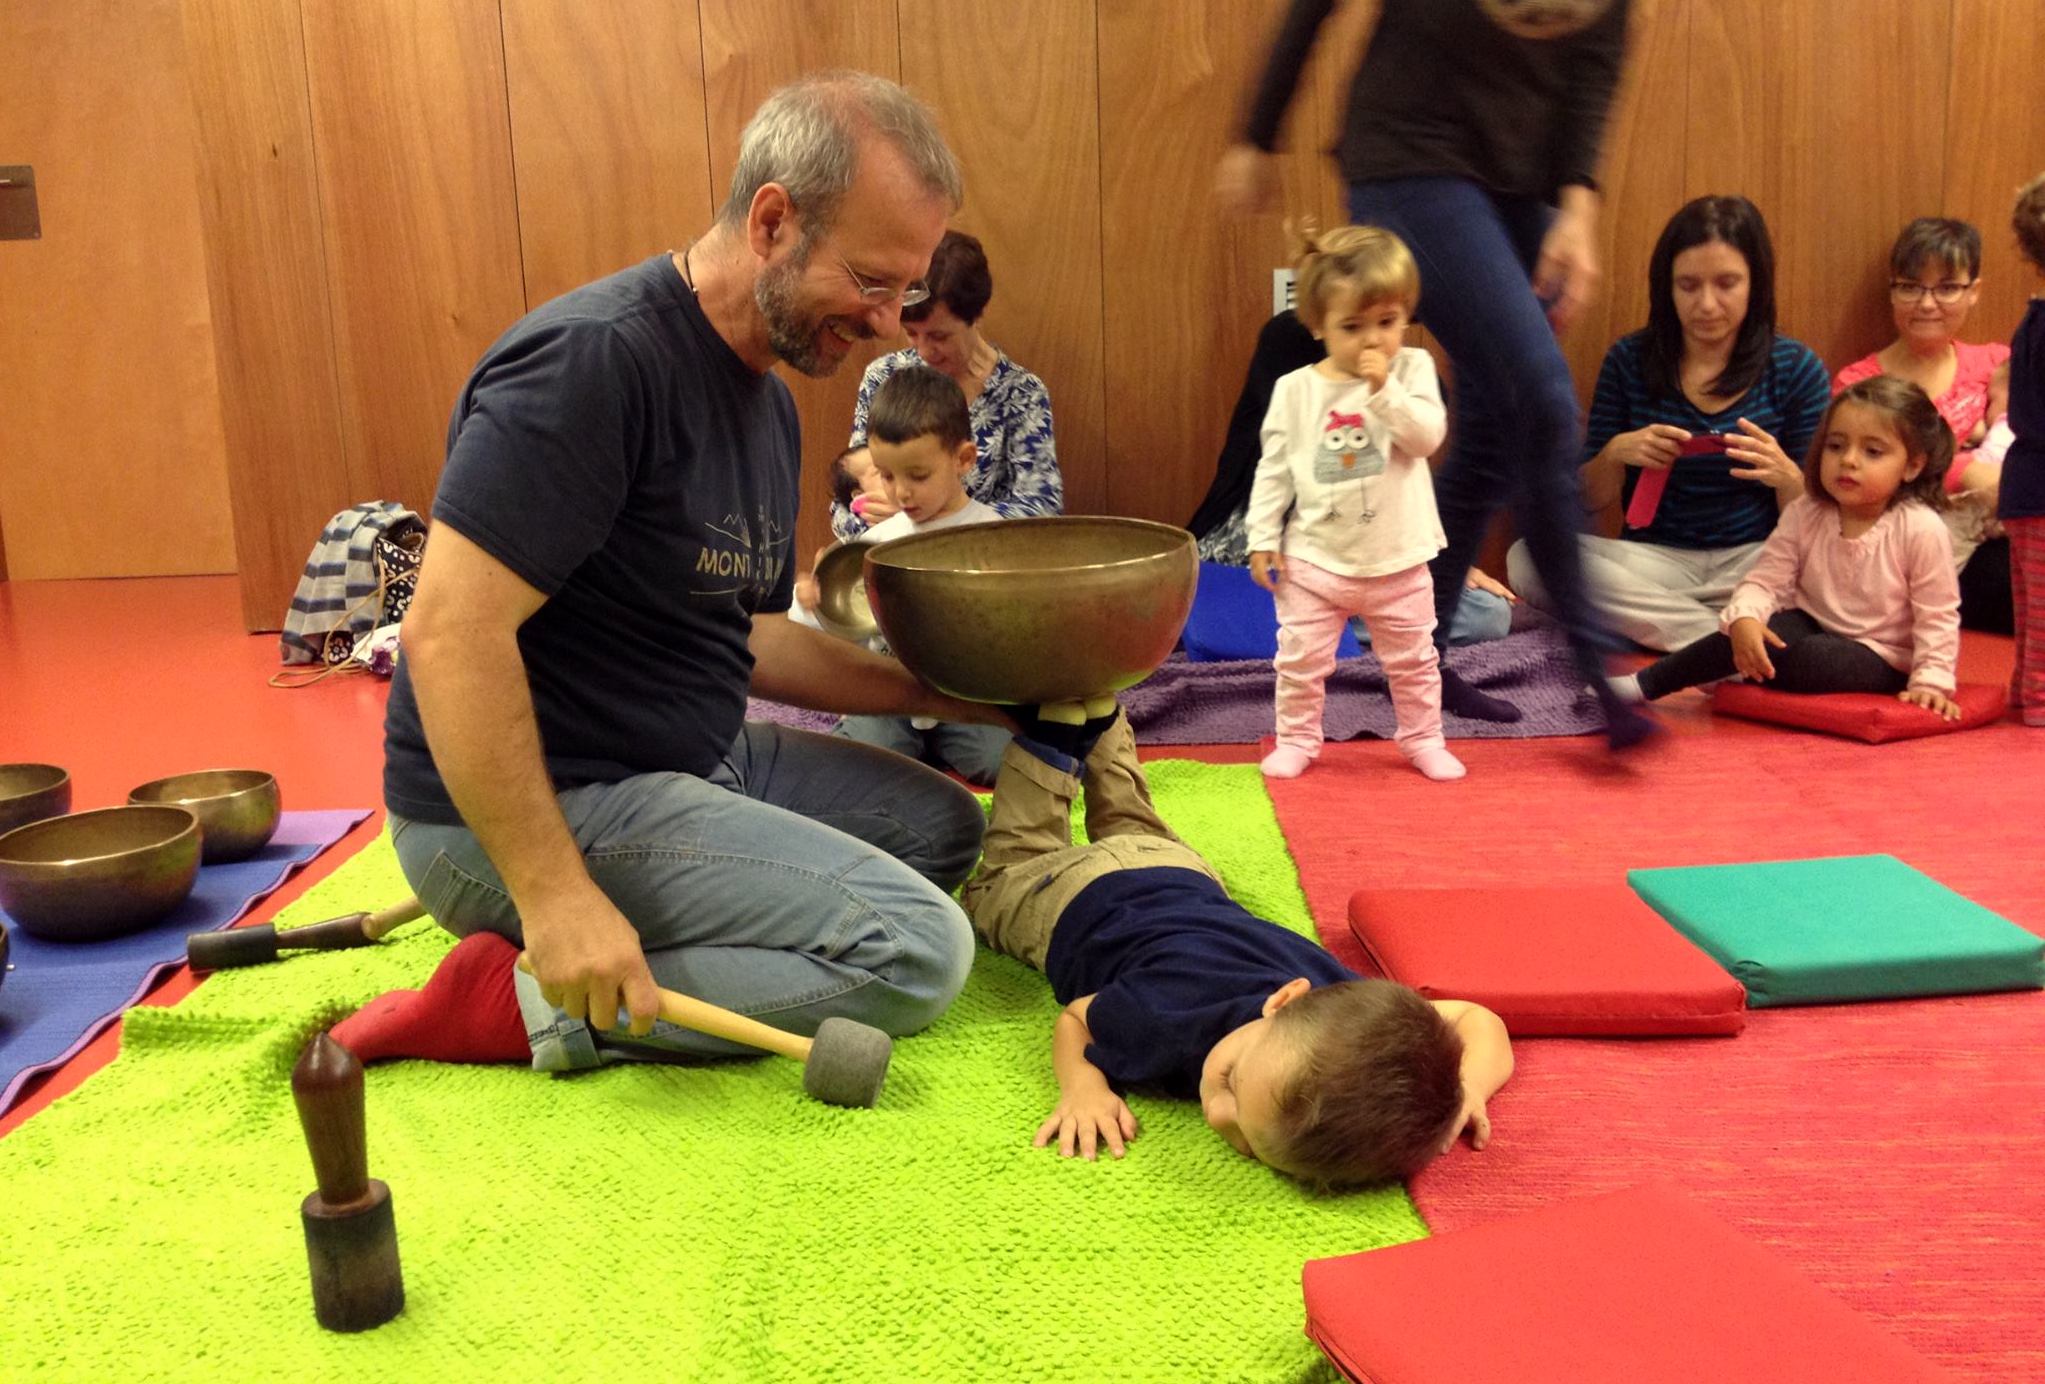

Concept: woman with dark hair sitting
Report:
left=1511, top=195, right=1831, bottom=652
left=836, top=229, right=1062, bottom=539
left=1833, top=217, right=2013, bottom=632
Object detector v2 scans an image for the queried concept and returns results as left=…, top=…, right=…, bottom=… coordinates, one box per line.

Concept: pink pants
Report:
left=1272, top=555, right=1444, bottom=759
left=2010, top=517, right=2045, bottom=725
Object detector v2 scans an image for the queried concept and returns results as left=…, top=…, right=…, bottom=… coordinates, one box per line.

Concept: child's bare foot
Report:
left=1260, top=745, right=1313, bottom=779
left=332, top=931, right=531, bottom=1065
left=1409, top=747, right=1466, bottom=781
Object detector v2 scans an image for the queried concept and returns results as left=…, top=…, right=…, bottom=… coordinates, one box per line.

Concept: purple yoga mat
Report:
left=1122, top=627, right=1607, bottom=744
left=745, top=627, right=1607, bottom=745
left=0, top=808, right=371, bottom=1114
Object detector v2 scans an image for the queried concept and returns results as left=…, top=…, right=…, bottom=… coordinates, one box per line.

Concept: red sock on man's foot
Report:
left=331, top=931, right=532, bottom=1065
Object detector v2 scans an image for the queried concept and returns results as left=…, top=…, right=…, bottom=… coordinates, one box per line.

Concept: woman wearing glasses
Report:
left=1515, top=195, right=1831, bottom=653
left=834, top=229, right=1062, bottom=539
left=1834, top=218, right=2013, bottom=631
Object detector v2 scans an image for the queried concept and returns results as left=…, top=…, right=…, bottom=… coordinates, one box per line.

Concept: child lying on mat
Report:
left=962, top=700, right=1513, bottom=1186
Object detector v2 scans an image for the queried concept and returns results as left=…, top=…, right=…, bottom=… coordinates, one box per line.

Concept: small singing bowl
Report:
left=811, top=539, right=881, bottom=643
left=0, top=764, right=73, bottom=837
left=0, top=805, right=202, bottom=942
left=863, top=516, right=1197, bottom=705
left=128, top=769, right=281, bottom=864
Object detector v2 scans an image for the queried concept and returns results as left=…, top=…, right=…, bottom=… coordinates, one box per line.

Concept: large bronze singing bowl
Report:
left=863, top=517, right=1197, bottom=705
left=129, top=768, right=281, bottom=863
left=0, top=805, right=202, bottom=942
left=0, top=764, right=72, bottom=837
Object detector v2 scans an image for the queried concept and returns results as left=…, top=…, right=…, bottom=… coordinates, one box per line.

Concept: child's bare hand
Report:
left=1442, top=1089, right=1492, bottom=1153
left=1898, top=685, right=1962, bottom=720
left=1729, top=617, right=1783, bottom=682
left=1034, top=1092, right=1140, bottom=1161
left=1250, top=551, right=1285, bottom=592
left=1356, top=348, right=1390, bottom=390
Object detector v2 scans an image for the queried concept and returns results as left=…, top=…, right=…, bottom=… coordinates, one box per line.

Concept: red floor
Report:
left=0, top=575, right=2019, bottom=1137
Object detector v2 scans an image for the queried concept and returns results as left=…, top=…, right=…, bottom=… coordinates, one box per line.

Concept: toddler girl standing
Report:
left=1614, top=376, right=1962, bottom=717
left=1248, top=226, right=1460, bottom=781
left=2003, top=173, right=2045, bottom=725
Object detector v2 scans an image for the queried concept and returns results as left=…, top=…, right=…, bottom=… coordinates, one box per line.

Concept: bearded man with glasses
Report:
left=361, top=73, right=1007, bottom=1081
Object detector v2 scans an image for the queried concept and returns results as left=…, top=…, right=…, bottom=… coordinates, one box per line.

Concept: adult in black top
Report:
left=386, top=73, right=1004, bottom=1063
left=1219, top=0, right=1655, bottom=746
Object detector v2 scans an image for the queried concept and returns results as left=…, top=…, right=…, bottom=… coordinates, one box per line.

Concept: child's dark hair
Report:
left=1890, top=217, right=1982, bottom=282
left=867, top=364, right=972, bottom=451
left=2014, top=173, right=2045, bottom=271
left=1265, top=979, right=1463, bottom=1188
left=827, top=446, right=870, bottom=509
left=1642, top=195, right=1778, bottom=400
left=1804, top=375, right=1954, bottom=511
left=900, top=228, right=993, bottom=326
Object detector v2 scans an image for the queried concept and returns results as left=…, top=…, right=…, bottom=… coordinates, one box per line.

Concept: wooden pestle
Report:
left=291, top=1032, right=404, bottom=1331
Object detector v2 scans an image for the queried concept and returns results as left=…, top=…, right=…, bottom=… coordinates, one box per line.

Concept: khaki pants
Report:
left=959, top=711, right=1218, bottom=972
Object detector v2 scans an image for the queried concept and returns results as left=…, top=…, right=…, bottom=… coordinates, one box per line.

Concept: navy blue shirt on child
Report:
left=1046, top=866, right=1358, bottom=1096
left=383, top=254, right=801, bottom=824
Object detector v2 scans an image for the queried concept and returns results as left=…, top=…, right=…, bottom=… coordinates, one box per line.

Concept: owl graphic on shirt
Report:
left=1314, top=409, right=1387, bottom=485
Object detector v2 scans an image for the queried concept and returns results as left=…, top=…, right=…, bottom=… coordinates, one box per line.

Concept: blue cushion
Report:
left=1627, top=854, right=2045, bottom=1007
left=1181, top=561, right=1361, bottom=663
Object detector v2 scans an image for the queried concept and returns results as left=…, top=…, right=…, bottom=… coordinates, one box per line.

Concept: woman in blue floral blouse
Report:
left=837, top=230, right=1063, bottom=539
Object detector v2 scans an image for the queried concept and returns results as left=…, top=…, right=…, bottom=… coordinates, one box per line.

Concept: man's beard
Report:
left=756, top=237, right=863, bottom=378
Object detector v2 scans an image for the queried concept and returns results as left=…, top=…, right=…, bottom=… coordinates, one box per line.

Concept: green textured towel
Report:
left=0, top=762, right=1421, bottom=1381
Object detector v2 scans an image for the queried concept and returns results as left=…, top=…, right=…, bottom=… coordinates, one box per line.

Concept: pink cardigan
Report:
left=1833, top=340, right=2011, bottom=492
left=1721, top=496, right=1960, bottom=692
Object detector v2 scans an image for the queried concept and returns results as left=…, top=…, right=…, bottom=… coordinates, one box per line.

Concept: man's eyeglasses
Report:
left=1889, top=279, right=1976, bottom=305
left=833, top=248, right=930, bottom=308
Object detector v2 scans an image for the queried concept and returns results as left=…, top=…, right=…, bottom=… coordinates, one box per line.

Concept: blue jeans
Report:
left=834, top=714, right=1012, bottom=787
left=388, top=722, right=983, bottom=1069
left=1349, top=177, right=1616, bottom=685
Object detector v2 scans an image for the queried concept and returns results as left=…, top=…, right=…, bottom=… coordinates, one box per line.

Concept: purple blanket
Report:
left=1122, top=626, right=1605, bottom=743
left=746, top=626, right=1605, bottom=745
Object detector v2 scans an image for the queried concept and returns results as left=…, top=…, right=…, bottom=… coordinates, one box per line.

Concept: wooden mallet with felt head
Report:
left=517, top=955, right=893, bottom=1108
left=186, top=898, right=427, bottom=971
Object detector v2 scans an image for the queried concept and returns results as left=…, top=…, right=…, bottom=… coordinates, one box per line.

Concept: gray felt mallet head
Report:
left=801, top=1017, right=894, bottom=1109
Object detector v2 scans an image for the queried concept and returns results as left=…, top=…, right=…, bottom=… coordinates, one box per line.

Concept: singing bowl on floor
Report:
left=128, top=769, right=281, bottom=864
left=863, top=517, right=1197, bottom=705
left=0, top=806, right=202, bottom=942
left=0, top=764, right=72, bottom=837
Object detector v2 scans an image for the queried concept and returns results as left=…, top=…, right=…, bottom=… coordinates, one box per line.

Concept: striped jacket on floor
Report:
left=278, top=502, right=424, bottom=665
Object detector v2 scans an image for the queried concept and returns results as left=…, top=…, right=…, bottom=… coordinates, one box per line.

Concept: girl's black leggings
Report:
left=1637, top=608, right=1909, bottom=701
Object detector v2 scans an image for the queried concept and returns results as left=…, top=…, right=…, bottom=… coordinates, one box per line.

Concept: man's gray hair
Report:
left=719, top=70, right=963, bottom=234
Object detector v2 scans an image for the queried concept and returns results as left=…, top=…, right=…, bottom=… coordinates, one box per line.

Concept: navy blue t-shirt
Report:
left=1587, top=332, right=1831, bottom=550
left=1046, top=867, right=1358, bottom=1096
left=384, top=254, right=801, bottom=823
left=2001, top=298, right=2045, bottom=522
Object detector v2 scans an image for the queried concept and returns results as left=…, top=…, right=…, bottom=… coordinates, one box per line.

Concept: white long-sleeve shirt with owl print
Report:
left=1245, top=347, right=1448, bottom=579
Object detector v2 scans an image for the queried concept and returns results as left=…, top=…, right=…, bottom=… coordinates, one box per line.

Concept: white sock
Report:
left=1607, top=673, right=1645, bottom=705
left=1409, top=746, right=1467, bottom=781
left=1260, top=745, right=1313, bottom=779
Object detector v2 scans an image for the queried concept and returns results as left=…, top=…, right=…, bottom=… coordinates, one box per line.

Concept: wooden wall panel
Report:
left=900, top=0, right=1108, bottom=518
left=1687, top=0, right=1950, bottom=372
left=698, top=0, right=900, bottom=566
left=299, top=0, right=529, bottom=515
left=182, top=0, right=353, bottom=629
left=1944, top=0, right=2045, bottom=349
left=502, top=0, right=716, bottom=311
left=1099, top=1, right=1331, bottom=524
left=0, top=0, right=234, bottom=579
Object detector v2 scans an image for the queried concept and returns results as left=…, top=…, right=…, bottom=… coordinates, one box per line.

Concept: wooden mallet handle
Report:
left=512, top=953, right=810, bottom=1061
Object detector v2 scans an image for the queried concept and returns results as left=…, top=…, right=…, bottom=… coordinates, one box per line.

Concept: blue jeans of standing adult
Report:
left=387, top=722, right=983, bottom=1070
left=1348, top=177, right=1616, bottom=687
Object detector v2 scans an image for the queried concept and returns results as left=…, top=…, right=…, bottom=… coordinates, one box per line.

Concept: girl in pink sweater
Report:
left=1614, top=376, right=1963, bottom=720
